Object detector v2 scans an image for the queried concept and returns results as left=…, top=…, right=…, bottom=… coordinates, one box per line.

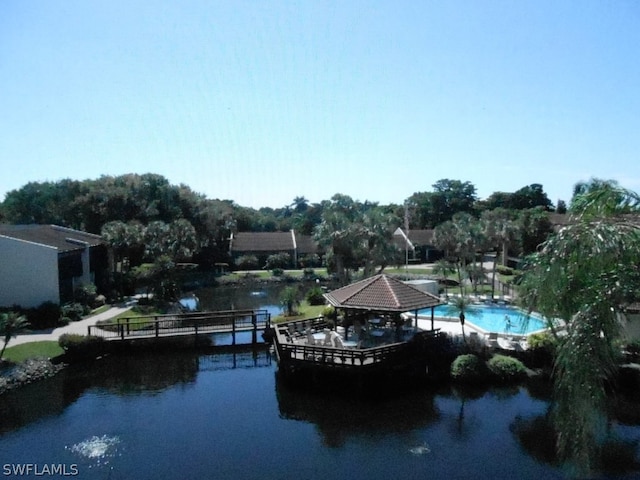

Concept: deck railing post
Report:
left=87, top=325, right=91, bottom=336
left=126, top=318, right=130, bottom=335
left=120, top=323, right=124, bottom=340
left=155, top=317, right=159, bottom=338
left=232, top=314, right=236, bottom=345
left=251, top=313, right=257, bottom=344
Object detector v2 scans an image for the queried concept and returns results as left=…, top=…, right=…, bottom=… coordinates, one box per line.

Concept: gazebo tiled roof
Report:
left=324, top=274, right=443, bottom=313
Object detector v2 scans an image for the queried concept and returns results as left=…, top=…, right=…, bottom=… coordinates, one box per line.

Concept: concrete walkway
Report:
left=1, top=305, right=132, bottom=349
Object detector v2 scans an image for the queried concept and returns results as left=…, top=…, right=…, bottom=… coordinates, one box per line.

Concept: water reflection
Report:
left=0, top=373, right=74, bottom=434
left=276, top=374, right=440, bottom=448
left=511, top=396, right=640, bottom=477
left=0, top=348, right=272, bottom=436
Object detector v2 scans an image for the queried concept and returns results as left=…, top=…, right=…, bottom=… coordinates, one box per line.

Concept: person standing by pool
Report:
left=505, top=315, right=513, bottom=334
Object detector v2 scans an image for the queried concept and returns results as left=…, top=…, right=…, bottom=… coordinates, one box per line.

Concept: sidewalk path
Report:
left=1, top=305, right=132, bottom=349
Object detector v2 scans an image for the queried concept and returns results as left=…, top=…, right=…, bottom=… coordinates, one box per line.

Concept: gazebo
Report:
left=323, top=274, right=443, bottom=335
left=271, top=274, right=447, bottom=389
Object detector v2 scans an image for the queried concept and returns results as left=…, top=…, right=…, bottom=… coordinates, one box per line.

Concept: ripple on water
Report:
left=66, top=435, right=121, bottom=467
left=409, top=442, right=431, bottom=456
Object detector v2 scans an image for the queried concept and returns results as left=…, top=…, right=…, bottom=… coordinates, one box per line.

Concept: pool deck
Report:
left=413, top=315, right=532, bottom=351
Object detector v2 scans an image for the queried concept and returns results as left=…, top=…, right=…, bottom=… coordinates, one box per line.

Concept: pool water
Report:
left=423, top=304, right=548, bottom=335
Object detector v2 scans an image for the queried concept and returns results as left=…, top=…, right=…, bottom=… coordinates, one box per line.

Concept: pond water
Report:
left=195, top=284, right=285, bottom=317
left=2, top=347, right=640, bottom=479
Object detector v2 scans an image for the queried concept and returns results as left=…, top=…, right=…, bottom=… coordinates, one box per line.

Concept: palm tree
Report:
left=279, top=286, right=301, bottom=317
left=432, top=259, right=456, bottom=298
left=518, top=180, right=640, bottom=476
left=0, top=312, right=29, bottom=360
left=481, top=208, right=517, bottom=299
left=445, top=295, right=477, bottom=342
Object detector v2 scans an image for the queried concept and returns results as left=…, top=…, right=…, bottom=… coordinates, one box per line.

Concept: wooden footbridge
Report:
left=87, top=309, right=271, bottom=346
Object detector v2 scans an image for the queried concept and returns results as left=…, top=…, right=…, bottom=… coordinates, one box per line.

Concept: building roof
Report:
left=230, top=231, right=295, bottom=253
left=295, top=234, right=318, bottom=255
left=0, top=224, right=105, bottom=253
left=324, top=274, right=443, bottom=312
left=407, top=229, right=435, bottom=245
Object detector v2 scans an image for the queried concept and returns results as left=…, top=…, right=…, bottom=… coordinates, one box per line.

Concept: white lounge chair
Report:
left=497, top=337, right=516, bottom=350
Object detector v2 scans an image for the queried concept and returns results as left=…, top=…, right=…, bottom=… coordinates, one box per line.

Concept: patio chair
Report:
left=487, top=332, right=499, bottom=348
left=306, top=331, right=317, bottom=346
left=497, top=337, right=516, bottom=350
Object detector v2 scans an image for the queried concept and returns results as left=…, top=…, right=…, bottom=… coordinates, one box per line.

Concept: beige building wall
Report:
left=0, top=236, right=60, bottom=308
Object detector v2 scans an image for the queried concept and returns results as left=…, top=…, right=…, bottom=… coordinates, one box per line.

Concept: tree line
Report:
left=0, top=173, right=564, bottom=269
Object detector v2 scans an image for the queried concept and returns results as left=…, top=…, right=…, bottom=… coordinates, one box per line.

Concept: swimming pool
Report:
left=420, top=303, right=549, bottom=335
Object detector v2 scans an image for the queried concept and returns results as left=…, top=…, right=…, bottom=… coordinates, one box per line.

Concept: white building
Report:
left=0, top=225, right=109, bottom=308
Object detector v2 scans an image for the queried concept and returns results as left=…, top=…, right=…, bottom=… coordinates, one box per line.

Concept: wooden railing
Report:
left=272, top=318, right=441, bottom=368
left=276, top=340, right=410, bottom=367
left=88, top=309, right=270, bottom=344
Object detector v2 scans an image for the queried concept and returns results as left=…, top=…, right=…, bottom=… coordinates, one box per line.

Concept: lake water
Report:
left=2, top=347, right=640, bottom=479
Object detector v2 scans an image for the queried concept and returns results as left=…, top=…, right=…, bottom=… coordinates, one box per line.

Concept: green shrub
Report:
left=451, top=354, right=488, bottom=383
left=235, top=255, right=259, bottom=270
left=487, top=354, right=527, bottom=382
left=21, top=302, right=62, bottom=329
left=497, top=265, right=514, bottom=276
left=305, top=286, right=325, bottom=306
left=74, top=283, right=97, bottom=306
left=271, top=268, right=284, bottom=277
left=302, top=267, right=316, bottom=279
left=58, top=334, right=105, bottom=357
left=264, top=252, right=291, bottom=270
left=322, top=305, right=337, bottom=320
left=61, top=303, right=85, bottom=322
left=527, top=332, right=557, bottom=353
left=299, top=254, right=321, bottom=268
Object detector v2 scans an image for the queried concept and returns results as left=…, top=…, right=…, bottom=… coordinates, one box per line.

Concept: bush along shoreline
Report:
left=0, top=357, right=64, bottom=395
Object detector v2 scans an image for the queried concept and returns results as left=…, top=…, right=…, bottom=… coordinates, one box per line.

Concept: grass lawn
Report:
left=95, top=306, right=165, bottom=331
left=272, top=302, right=326, bottom=323
left=2, top=341, right=64, bottom=363
left=219, top=268, right=330, bottom=282
left=384, top=267, right=434, bottom=275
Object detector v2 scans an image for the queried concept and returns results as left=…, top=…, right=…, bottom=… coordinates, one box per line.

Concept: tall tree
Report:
left=314, top=195, right=364, bottom=285
left=407, top=179, right=478, bottom=228
left=516, top=207, right=553, bottom=256
left=510, top=183, right=554, bottom=211
left=480, top=208, right=518, bottom=298
left=518, top=181, right=640, bottom=476
left=433, top=213, right=479, bottom=295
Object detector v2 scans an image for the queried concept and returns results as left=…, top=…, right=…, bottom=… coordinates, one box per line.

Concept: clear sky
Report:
left=1, top=1, right=639, bottom=209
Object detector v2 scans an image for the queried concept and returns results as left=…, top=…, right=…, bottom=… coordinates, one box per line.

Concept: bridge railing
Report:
left=88, top=309, right=270, bottom=342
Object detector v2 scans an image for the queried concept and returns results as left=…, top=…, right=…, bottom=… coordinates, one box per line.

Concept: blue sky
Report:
left=1, top=1, right=639, bottom=209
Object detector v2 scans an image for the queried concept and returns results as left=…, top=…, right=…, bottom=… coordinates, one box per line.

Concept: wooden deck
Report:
left=272, top=317, right=443, bottom=380
left=87, top=309, right=270, bottom=346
